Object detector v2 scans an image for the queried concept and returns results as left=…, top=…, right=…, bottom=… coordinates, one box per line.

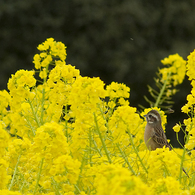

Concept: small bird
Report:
left=144, top=109, right=189, bottom=177
left=144, top=109, right=171, bottom=151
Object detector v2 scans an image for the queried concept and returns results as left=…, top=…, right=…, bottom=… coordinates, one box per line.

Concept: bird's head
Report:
left=144, top=109, right=162, bottom=126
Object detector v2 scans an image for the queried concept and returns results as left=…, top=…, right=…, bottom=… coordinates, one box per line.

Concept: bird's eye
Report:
left=148, top=114, right=157, bottom=121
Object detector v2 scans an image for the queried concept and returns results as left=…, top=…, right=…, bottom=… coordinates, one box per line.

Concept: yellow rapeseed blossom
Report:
left=48, top=155, right=81, bottom=193
left=147, top=147, right=181, bottom=181
left=152, top=176, right=183, bottom=195
left=0, top=190, right=24, bottom=195
left=106, top=82, right=130, bottom=99
left=108, top=106, right=142, bottom=147
left=186, top=49, right=195, bottom=81
left=160, top=53, right=186, bottom=86
left=181, top=50, right=195, bottom=114
left=182, top=116, right=195, bottom=151
left=1, top=38, right=194, bottom=194
left=34, top=38, right=67, bottom=70
left=8, top=69, right=36, bottom=90
left=0, top=90, right=11, bottom=116
left=0, top=121, right=9, bottom=157
left=0, top=158, right=10, bottom=189
left=173, top=123, right=180, bottom=133
left=33, top=122, right=69, bottom=158
left=94, top=163, right=153, bottom=195
left=47, top=62, right=80, bottom=107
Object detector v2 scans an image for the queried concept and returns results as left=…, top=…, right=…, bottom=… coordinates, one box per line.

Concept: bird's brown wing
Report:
left=152, top=125, right=171, bottom=150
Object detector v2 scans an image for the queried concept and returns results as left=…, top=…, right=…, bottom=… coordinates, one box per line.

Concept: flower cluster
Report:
left=179, top=49, right=195, bottom=153
left=143, top=54, right=186, bottom=110
left=160, top=53, right=186, bottom=86
left=0, top=38, right=194, bottom=194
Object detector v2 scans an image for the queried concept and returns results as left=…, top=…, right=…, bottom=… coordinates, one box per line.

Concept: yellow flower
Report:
left=0, top=159, right=11, bottom=189
left=0, top=190, right=23, bottom=195
left=160, top=53, right=186, bottom=86
left=173, top=123, right=180, bottom=132
left=33, top=54, right=41, bottom=69
left=108, top=105, right=142, bottom=149
left=0, top=90, right=11, bottom=116
left=33, top=122, right=69, bottom=158
left=94, top=163, right=153, bottom=195
left=186, top=49, right=195, bottom=81
left=2, top=38, right=194, bottom=194
left=35, top=38, right=67, bottom=68
left=147, top=148, right=181, bottom=181
left=181, top=104, right=190, bottom=113
left=0, top=122, right=9, bottom=155
left=39, top=68, right=48, bottom=79
left=37, top=37, right=55, bottom=51
left=185, top=141, right=195, bottom=150
left=118, top=97, right=129, bottom=106
left=152, top=177, right=183, bottom=194
left=106, top=82, right=130, bottom=99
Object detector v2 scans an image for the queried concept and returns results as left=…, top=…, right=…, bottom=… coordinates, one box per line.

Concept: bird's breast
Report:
left=144, top=124, right=154, bottom=142
left=144, top=124, right=157, bottom=150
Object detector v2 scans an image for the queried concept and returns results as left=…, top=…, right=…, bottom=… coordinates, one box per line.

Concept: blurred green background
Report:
left=0, top=0, right=194, bottom=147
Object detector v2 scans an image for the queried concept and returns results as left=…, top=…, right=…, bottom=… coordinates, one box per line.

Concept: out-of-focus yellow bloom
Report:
left=33, top=122, right=69, bottom=158
left=106, top=82, right=130, bottom=99
left=151, top=176, right=183, bottom=195
left=160, top=53, right=186, bottom=86
left=94, top=163, right=153, bottom=195
left=147, top=147, right=182, bottom=181
left=173, top=123, right=180, bottom=132
left=108, top=106, right=142, bottom=148
left=0, top=121, right=9, bottom=157
left=34, top=38, right=67, bottom=70
left=186, top=49, right=195, bottom=81
left=182, top=118, right=195, bottom=150
left=182, top=50, right=195, bottom=114
left=0, top=157, right=10, bottom=189
left=0, top=90, right=11, bottom=115
left=181, top=104, right=190, bottom=113
left=118, top=97, right=129, bottom=106
left=0, top=190, right=23, bottom=195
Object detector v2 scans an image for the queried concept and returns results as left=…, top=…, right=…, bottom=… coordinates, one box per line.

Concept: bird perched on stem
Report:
left=144, top=110, right=189, bottom=177
left=144, top=109, right=189, bottom=177
left=144, top=109, right=171, bottom=151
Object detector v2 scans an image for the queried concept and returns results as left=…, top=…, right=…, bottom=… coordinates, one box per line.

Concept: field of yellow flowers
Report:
left=1, top=38, right=195, bottom=194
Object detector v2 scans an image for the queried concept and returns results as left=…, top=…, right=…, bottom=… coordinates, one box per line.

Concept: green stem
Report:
left=92, top=138, right=103, bottom=157
left=94, top=113, right=112, bottom=163
left=28, top=98, right=41, bottom=129
left=179, top=148, right=187, bottom=182
left=51, top=177, right=61, bottom=195
left=40, top=87, right=45, bottom=125
left=89, top=128, right=93, bottom=166
left=64, top=105, right=69, bottom=141
left=154, top=71, right=171, bottom=107
left=176, top=132, right=184, bottom=148
left=8, top=154, right=21, bottom=190
left=126, top=128, right=148, bottom=174
left=33, top=158, right=44, bottom=195
left=75, top=148, right=88, bottom=193
left=117, top=144, right=136, bottom=175
left=40, top=65, right=49, bottom=125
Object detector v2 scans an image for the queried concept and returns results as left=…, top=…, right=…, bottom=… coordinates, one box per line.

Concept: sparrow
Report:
left=144, top=109, right=171, bottom=151
left=144, top=109, right=189, bottom=177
